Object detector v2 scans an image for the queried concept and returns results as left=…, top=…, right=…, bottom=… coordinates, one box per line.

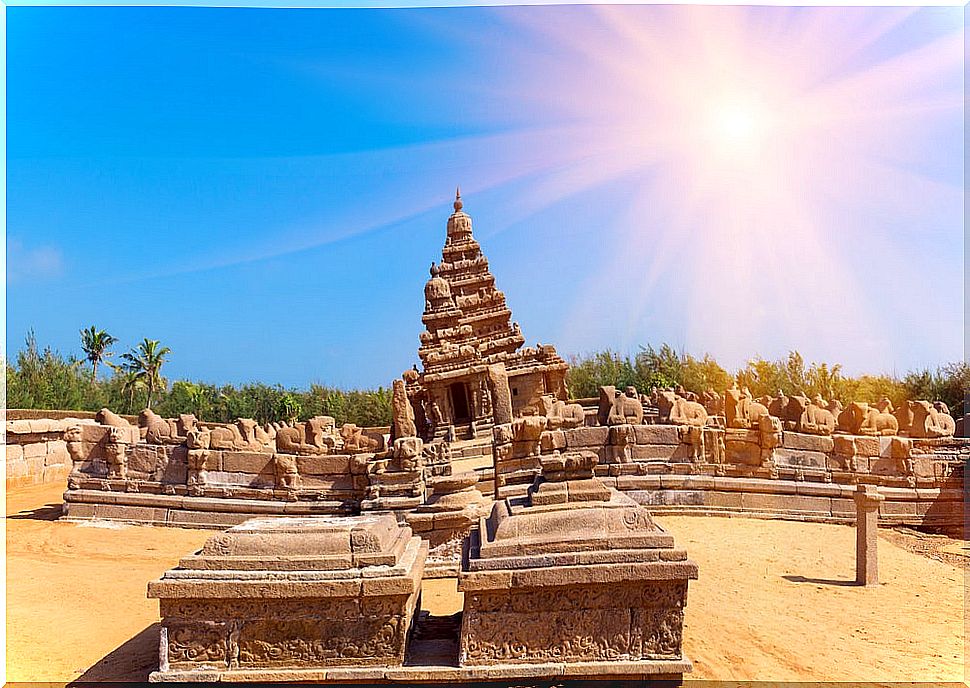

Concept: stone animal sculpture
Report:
left=766, top=392, right=790, bottom=427
left=176, top=414, right=198, bottom=436
left=139, top=408, right=185, bottom=445
left=104, top=426, right=128, bottom=480
left=339, top=424, right=385, bottom=453
left=207, top=418, right=275, bottom=452
left=907, top=400, right=955, bottom=438
left=185, top=429, right=211, bottom=490
left=538, top=394, right=585, bottom=430
left=893, top=401, right=915, bottom=435
left=96, top=407, right=130, bottom=428
left=724, top=385, right=771, bottom=429
left=656, top=390, right=708, bottom=427
left=700, top=389, right=724, bottom=416
left=837, top=402, right=898, bottom=436
left=273, top=454, right=301, bottom=490
left=598, top=386, right=643, bottom=426
left=875, top=397, right=895, bottom=415
left=391, top=436, right=424, bottom=472
left=786, top=395, right=836, bottom=435
left=275, top=417, right=338, bottom=455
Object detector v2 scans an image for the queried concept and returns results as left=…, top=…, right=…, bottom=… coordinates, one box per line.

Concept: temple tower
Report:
left=404, top=189, right=569, bottom=441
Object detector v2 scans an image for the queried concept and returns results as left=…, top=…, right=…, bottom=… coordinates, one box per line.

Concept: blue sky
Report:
left=6, top=5, right=965, bottom=389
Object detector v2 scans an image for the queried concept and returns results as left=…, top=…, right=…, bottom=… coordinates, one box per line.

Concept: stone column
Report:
left=854, top=484, right=884, bottom=586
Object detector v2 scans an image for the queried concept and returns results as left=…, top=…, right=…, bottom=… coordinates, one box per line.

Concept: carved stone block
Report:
left=149, top=514, right=427, bottom=680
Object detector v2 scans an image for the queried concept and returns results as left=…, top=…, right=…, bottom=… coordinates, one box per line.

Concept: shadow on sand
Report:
left=69, top=623, right=159, bottom=684
left=782, top=574, right=858, bottom=587
left=7, top=502, right=63, bottom=521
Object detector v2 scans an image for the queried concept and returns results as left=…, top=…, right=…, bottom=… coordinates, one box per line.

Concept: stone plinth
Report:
left=458, top=451, right=697, bottom=674
left=854, top=484, right=884, bottom=585
left=407, top=471, right=490, bottom=577
left=148, top=514, right=427, bottom=681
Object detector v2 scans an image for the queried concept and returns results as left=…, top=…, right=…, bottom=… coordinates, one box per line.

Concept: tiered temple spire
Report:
left=419, top=189, right=524, bottom=374
left=406, top=189, right=568, bottom=441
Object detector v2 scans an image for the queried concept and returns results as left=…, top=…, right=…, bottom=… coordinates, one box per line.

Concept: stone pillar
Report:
left=487, top=363, right=513, bottom=425
left=854, top=484, right=884, bottom=586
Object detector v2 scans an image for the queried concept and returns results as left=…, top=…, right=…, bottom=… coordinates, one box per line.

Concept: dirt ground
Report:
left=6, top=481, right=965, bottom=683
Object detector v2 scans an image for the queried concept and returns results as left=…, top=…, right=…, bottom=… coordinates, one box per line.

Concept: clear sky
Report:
left=7, top=5, right=965, bottom=389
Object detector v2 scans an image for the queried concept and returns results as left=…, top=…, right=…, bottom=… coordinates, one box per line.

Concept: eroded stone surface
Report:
left=459, top=452, right=696, bottom=673
left=149, top=514, right=428, bottom=678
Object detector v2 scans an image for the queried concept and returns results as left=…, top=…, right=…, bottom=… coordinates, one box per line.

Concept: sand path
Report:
left=5, top=482, right=964, bottom=682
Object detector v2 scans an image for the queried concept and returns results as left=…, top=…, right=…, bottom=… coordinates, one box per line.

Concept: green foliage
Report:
left=79, top=326, right=118, bottom=381
left=567, top=343, right=968, bottom=414
left=7, top=332, right=394, bottom=426
left=120, top=338, right=172, bottom=409
left=567, top=344, right=732, bottom=398
left=9, top=332, right=968, bottom=425
left=566, top=350, right=638, bottom=398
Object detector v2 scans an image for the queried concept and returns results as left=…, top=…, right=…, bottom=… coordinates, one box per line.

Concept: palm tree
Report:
left=121, top=338, right=171, bottom=409
left=118, top=368, right=146, bottom=414
left=79, top=326, right=118, bottom=381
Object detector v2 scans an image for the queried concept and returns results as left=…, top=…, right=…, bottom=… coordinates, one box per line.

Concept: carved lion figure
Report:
left=104, top=426, right=128, bottom=480
left=273, top=454, right=301, bottom=490
left=700, top=388, right=724, bottom=416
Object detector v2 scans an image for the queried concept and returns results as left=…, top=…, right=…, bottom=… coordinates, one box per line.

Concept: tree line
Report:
left=566, top=344, right=969, bottom=415
left=6, top=330, right=392, bottom=427
left=6, top=331, right=967, bottom=425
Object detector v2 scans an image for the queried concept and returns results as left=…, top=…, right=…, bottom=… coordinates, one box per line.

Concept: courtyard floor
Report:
left=5, top=480, right=966, bottom=683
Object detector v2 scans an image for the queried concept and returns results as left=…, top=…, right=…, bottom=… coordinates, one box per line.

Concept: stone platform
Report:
left=146, top=658, right=690, bottom=683
left=459, top=451, right=697, bottom=677
left=148, top=513, right=427, bottom=680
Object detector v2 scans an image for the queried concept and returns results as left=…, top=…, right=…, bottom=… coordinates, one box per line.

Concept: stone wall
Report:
left=491, top=421, right=966, bottom=533
left=8, top=408, right=965, bottom=537
left=6, top=417, right=78, bottom=489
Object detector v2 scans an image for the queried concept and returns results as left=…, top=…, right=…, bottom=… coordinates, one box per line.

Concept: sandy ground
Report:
left=6, top=481, right=965, bottom=683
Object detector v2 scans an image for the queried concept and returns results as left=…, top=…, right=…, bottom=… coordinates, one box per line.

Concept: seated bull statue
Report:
left=786, top=395, right=836, bottom=435
left=875, top=397, right=895, bottom=415
left=656, top=390, right=708, bottom=427
left=275, top=416, right=338, bottom=455
left=139, top=408, right=185, bottom=445
left=675, top=385, right=699, bottom=403
left=339, top=423, right=385, bottom=453
left=700, top=388, right=724, bottom=416
left=766, top=391, right=789, bottom=426
left=207, top=418, right=275, bottom=452
left=724, top=385, right=771, bottom=429
left=900, top=400, right=955, bottom=438
left=96, top=407, right=130, bottom=428
left=598, top=385, right=644, bottom=426
left=512, top=415, right=547, bottom=457
left=537, top=394, right=586, bottom=430
left=837, top=402, right=898, bottom=436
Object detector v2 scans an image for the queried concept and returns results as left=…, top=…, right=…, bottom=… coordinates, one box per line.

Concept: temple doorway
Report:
left=449, top=382, right=471, bottom=423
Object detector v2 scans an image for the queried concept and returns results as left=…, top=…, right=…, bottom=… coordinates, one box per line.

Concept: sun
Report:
left=702, top=96, right=775, bottom=161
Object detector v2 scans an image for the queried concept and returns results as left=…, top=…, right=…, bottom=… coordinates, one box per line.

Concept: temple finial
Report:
left=454, top=186, right=463, bottom=212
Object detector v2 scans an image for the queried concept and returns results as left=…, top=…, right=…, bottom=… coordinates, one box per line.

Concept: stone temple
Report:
left=32, top=189, right=964, bottom=683
left=404, top=189, right=569, bottom=442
